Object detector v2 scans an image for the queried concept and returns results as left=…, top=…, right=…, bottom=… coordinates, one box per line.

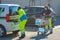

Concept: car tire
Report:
left=0, top=25, right=6, bottom=37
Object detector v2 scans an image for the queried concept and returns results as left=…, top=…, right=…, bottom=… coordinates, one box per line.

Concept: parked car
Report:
left=23, top=6, right=55, bottom=26
left=0, top=4, right=20, bottom=37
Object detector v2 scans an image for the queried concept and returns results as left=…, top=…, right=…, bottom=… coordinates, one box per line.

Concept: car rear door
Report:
left=8, top=6, right=19, bottom=30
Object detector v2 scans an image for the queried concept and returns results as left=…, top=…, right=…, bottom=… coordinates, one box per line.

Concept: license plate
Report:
left=38, top=28, right=45, bottom=32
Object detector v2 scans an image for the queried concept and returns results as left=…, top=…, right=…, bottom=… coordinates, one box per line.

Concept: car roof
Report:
left=0, top=4, right=20, bottom=6
left=25, top=6, right=45, bottom=8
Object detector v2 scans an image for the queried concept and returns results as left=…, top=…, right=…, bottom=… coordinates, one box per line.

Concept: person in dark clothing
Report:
left=44, top=5, right=53, bottom=34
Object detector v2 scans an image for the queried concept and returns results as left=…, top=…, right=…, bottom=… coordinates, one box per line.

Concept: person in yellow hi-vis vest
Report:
left=18, top=7, right=27, bottom=39
left=44, top=6, right=53, bottom=34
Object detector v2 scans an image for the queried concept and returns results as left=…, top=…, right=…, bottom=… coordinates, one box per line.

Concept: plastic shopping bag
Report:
left=39, top=28, right=45, bottom=33
left=35, top=19, right=41, bottom=26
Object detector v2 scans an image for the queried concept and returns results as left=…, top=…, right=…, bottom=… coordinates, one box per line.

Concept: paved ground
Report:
left=0, top=25, right=60, bottom=40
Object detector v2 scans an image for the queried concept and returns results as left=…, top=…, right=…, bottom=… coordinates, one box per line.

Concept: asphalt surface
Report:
left=0, top=25, right=60, bottom=40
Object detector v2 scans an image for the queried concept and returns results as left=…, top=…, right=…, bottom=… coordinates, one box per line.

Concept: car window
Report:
left=23, top=8, right=33, bottom=13
left=23, top=7, right=45, bottom=14
left=0, top=7, right=5, bottom=14
left=30, top=7, right=36, bottom=13
left=35, top=7, right=45, bottom=13
left=9, top=6, right=18, bottom=15
left=9, top=6, right=18, bottom=12
left=32, top=7, right=44, bottom=13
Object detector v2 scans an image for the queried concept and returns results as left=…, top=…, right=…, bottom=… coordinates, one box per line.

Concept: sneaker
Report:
left=19, top=35, right=25, bottom=39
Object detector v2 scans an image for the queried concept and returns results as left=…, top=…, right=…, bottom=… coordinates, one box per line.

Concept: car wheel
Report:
left=0, top=25, right=6, bottom=37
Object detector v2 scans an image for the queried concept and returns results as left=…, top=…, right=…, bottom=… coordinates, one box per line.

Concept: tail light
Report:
left=6, top=14, right=9, bottom=22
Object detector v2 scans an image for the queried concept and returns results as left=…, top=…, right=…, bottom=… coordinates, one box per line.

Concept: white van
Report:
left=0, top=4, right=20, bottom=37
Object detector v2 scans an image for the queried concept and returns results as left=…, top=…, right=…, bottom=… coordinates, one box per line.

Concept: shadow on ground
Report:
left=30, top=33, right=52, bottom=40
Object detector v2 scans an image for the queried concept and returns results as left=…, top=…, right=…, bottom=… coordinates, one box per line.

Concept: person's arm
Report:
left=50, top=8, right=56, bottom=15
left=50, top=8, right=56, bottom=21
